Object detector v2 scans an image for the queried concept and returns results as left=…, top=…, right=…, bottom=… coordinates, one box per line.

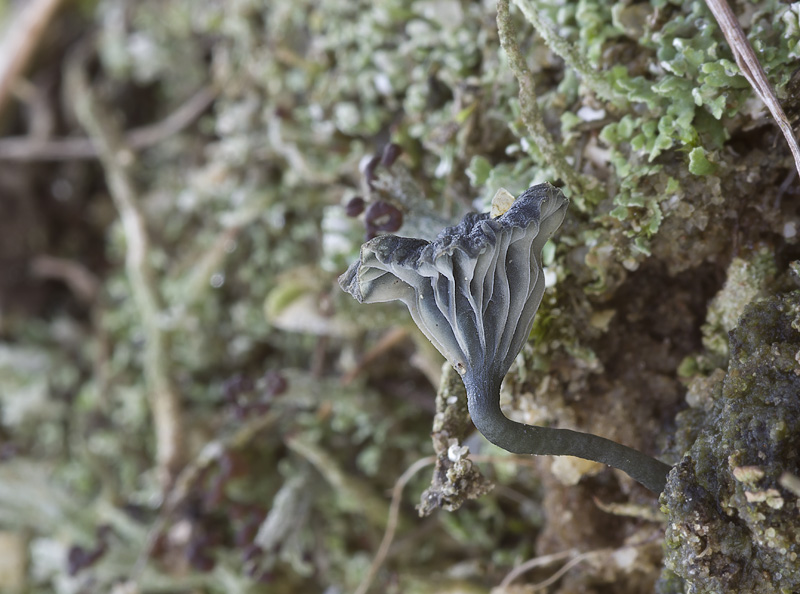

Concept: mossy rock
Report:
left=660, top=291, right=800, bottom=593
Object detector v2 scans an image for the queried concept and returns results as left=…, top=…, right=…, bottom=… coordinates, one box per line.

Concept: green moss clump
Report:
left=700, top=247, right=777, bottom=362
left=660, top=292, right=800, bottom=593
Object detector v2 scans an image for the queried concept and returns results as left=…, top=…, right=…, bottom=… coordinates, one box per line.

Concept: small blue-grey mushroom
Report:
left=340, top=183, right=670, bottom=493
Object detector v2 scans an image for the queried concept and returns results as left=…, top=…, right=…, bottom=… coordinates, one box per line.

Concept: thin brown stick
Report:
left=496, top=535, right=662, bottom=591
left=126, top=86, right=217, bottom=148
left=0, top=85, right=217, bottom=160
left=511, top=0, right=617, bottom=103
left=30, top=255, right=100, bottom=303
left=704, top=0, right=800, bottom=178
left=285, top=435, right=392, bottom=528
left=0, top=0, right=65, bottom=117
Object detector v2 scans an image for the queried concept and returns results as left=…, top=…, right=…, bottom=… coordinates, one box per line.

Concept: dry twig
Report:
left=66, top=42, right=184, bottom=490
left=498, top=550, right=600, bottom=592
left=511, top=0, right=618, bottom=103
left=355, top=456, right=436, bottom=594
left=496, top=0, right=602, bottom=208
left=30, top=255, right=101, bottom=303
left=0, top=0, right=66, bottom=117
left=496, top=548, right=579, bottom=590
left=704, top=0, right=800, bottom=178
left=356, top=454, right=541, bottom=594
left=353, top=456, right=437, bottom=594
left=0, top=85, right=217, bottom=160
left=285, top=435, right=392, bottom=528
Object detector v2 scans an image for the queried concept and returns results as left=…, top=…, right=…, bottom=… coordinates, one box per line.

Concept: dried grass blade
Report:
left=704, top=0, right=800, bottom=178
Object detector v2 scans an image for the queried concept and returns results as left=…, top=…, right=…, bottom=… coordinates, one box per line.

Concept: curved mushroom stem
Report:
left=464, top=375, right=671, bottom=494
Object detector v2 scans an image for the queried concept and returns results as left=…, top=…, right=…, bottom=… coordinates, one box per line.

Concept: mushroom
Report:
left=339, top=183, right=671, bottom=493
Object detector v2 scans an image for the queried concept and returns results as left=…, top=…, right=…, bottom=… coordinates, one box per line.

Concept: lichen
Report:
left=418, top=364, right=494, bottom=516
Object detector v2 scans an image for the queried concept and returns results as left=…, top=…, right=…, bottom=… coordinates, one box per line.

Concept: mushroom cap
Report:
left=339, top=183, right=568, bottom=379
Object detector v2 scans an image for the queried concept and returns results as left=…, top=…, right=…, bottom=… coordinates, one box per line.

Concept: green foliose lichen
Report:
left=592, top=0, right=799, bottom=251
left=660, top=291, right=800, bottom=594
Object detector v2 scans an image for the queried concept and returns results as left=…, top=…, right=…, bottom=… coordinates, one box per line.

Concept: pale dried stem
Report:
left=352, top=456, right=436, bottom=594
left=0, top=0, right=65, bottom=117
left=66, top=44, right=184, bottom=490
left=496, top=0, right=601, bottom=207
left=496, top=548, right=579, bottom=590
left=511, top=0, right=618, bottom=103
left=500, top=550, right=599, bottom=591
left=704, top=0, right=800, bottom=178
left=495, top=533, right=662, bottom=591
left=30, top=255, right=100, bottom=303
left=0, top=85, right=217, bottom=160
left=355, top=454, right=541, bottom=594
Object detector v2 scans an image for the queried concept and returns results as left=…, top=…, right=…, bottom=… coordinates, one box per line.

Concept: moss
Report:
left=700, top=247, right=777, bottom=362
left=660, top=292, right=800, bottom=593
